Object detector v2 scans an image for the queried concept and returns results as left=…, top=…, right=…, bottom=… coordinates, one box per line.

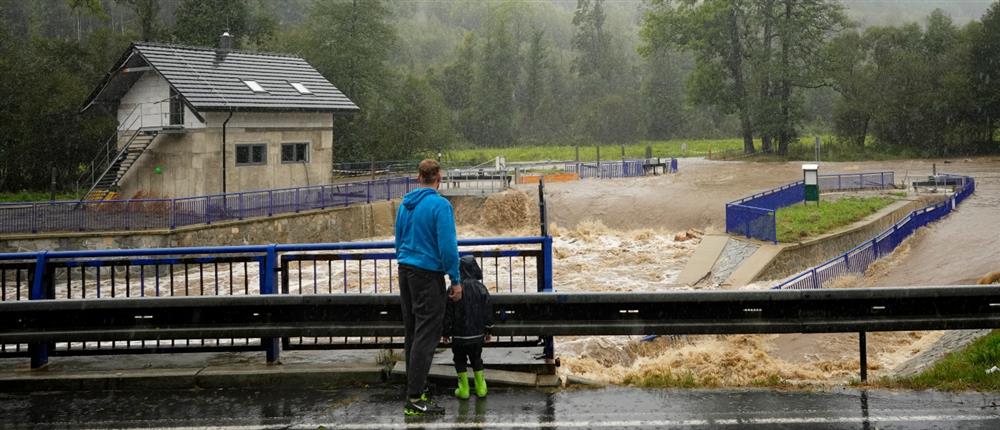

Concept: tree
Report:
left=116, top=0, right=161, bottom=41
left=642, top=0, right=757, bottom=153
left=466, top=14, right=518, bottom=147
left=970, top=2, right=1000, bottom=148
left=174, top=0, right=273, bottom=48
left=571, top=0, right=614, bottom=97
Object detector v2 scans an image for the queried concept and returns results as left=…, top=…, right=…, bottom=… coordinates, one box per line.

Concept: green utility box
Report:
left=803, top=164, right=819, bottom=204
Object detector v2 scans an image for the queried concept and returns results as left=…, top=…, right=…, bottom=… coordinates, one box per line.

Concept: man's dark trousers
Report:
left=399, top=264, right=447, bottom=398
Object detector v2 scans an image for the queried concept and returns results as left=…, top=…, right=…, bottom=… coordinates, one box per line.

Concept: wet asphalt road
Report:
left=1, top=386, right=999, bottom=429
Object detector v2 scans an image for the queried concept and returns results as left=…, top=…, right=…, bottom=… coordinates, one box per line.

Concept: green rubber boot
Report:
left=473, top=370, right=488, bottom=398
left=454, top=372, right=470, bottom=399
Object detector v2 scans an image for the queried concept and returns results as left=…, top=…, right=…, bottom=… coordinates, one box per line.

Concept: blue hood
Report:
left=394, top=187, right=460, bottom=285
left=402, top=187, right=437, bottom=210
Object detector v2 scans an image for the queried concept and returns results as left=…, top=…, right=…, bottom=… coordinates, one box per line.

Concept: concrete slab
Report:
left=676, top=235, right=730, bottom=286
left=391, top=362, right=556, bottom=387
left=0, top=367, right=201, bottom=392
left=196, top=363, right=384, bottom=388
left=724, top=244, right=785, bottom=288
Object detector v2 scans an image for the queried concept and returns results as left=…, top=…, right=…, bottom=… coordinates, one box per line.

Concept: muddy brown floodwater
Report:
left=519, top=157, right=1000, bottom=387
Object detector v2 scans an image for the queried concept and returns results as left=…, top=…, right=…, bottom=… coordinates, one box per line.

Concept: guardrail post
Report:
left=859, top=331, right=868, bottom=383
left=261, top=245, right=280, bottom=364
left=29, top=251, right=50, bottom=369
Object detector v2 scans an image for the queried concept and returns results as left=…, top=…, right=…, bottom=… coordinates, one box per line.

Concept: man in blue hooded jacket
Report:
left=395, top=159, right=462, bottom=416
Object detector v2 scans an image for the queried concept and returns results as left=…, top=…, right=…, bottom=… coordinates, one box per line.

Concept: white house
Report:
left=80, top=33, right=358, bottom=199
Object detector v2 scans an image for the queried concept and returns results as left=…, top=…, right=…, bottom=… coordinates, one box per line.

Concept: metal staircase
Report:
left=78, top=104, right=164, bottom=202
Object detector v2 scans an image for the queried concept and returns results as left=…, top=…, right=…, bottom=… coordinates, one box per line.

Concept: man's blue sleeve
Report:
left=435, top=200, right=460, bottom=286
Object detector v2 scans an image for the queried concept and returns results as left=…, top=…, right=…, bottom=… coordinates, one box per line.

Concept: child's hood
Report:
left=459, top=255, right=483, bottom=281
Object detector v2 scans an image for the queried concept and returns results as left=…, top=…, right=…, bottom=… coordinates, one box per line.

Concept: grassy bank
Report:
left=440, top=135, right=984, bottom=166
left=878, top=330, right=1000, bottom=391
left=776, top=196, right=895, bottom=243
left=0, top=191, right=78, bottom=203
left=440, top=138, right=745, bottom=165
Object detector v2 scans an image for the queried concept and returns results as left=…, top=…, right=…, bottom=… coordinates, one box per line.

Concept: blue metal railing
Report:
left=0, top=177, right=419, bottom=235
left=0, top=236, right=554, bottom=366
left=726, top=172, right=895, bottom=243
left=774, top=174, right=975, bottom=290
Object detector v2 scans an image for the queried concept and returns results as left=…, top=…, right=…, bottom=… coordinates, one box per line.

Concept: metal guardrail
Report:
left=3, top=285, right=999, bottom=382
left=0, top=236, right=553, bottom=368
left=775, top=174, right=975, bottom=290
left=726, top=172, right=895, bottom=243
left=0, top=177, right=419, bottom=235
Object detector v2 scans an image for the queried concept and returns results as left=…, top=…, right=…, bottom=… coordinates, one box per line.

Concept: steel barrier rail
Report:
left=0, top=236, right=554, bottom=366
left=3, top=285, right=999, bottom=381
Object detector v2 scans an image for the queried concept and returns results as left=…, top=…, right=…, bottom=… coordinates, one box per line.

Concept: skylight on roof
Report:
left=290, top=82, right=312, bottom=94
left=243, top=80, right=266, bottom=92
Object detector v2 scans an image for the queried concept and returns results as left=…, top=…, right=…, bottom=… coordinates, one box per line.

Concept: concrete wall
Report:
left=752, top=196, right=947, bottom=282
left=119, top=122, right=334, bottom=198
left=0, top=200, right=400, bottom=254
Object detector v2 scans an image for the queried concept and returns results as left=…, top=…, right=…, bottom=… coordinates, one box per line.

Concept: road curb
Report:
left=0, top=364, right=385, bottom=392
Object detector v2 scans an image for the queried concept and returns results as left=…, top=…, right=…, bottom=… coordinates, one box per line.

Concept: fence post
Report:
left=366, top=181, right=372, bottom=204
left=170, top=199, right=176, bottom=230
left=810, top=268, right=819, bottom=289
left=386, top=179, right=391, bottom=201
left=843, top=253, right=850, bottom=272
left=267, top=190, right=273, bottom=217
left=124, top=200, right=130, bottom=231
left=29, top=251, right=50, bottom=369
left=261, top=245, right=280, bottom=364
left=30, top=203, right=37, bottom=234
left=205, top=197, right=211, bottom=225
left=880, top=172, right=884, bottom=188
left=871, top=238, right=879, bottom=258
left=859, top=331, right=868, bottom=383
left=238, top=193, right=244, bottom=220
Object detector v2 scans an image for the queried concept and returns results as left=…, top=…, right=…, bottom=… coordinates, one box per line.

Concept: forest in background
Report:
left=1, top=0, right=999, bottom=192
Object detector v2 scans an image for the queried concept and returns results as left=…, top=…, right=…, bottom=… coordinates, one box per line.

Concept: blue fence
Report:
left=0, top=236, right=554, bottom=364
left=775, top=174, right=975, bottom=290
left=0, top=177, right=419, bottom=235
left=726, top=172, right=895, bottom=243
left=566, top=158, right=677, bottom=179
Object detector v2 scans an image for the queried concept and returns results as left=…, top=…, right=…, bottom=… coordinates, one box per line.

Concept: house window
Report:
left=290, top=82, right=312, bottom=94
left=236, top=144, right=267, bottom=166
left=281, top=142, right=309, bottom=163
left=243, top=80, right=266, bottom=92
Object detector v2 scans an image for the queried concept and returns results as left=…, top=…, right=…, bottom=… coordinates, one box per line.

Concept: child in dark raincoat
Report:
left=443, top=255, right=494, bottom=399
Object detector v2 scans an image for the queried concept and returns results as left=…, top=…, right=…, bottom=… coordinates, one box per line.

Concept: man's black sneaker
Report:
left=404, top=398, right=445, bottom=416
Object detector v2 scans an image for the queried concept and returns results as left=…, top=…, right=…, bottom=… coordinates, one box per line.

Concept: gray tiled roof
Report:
left=86, top=43, right=358, bottom=113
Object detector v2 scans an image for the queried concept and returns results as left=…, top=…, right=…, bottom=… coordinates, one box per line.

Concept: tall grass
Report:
left=776, top=196, right=895, bottom=243
left=878, top=330, right=1000, bottom=391
left=0, top=191, right=78, bottom=203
